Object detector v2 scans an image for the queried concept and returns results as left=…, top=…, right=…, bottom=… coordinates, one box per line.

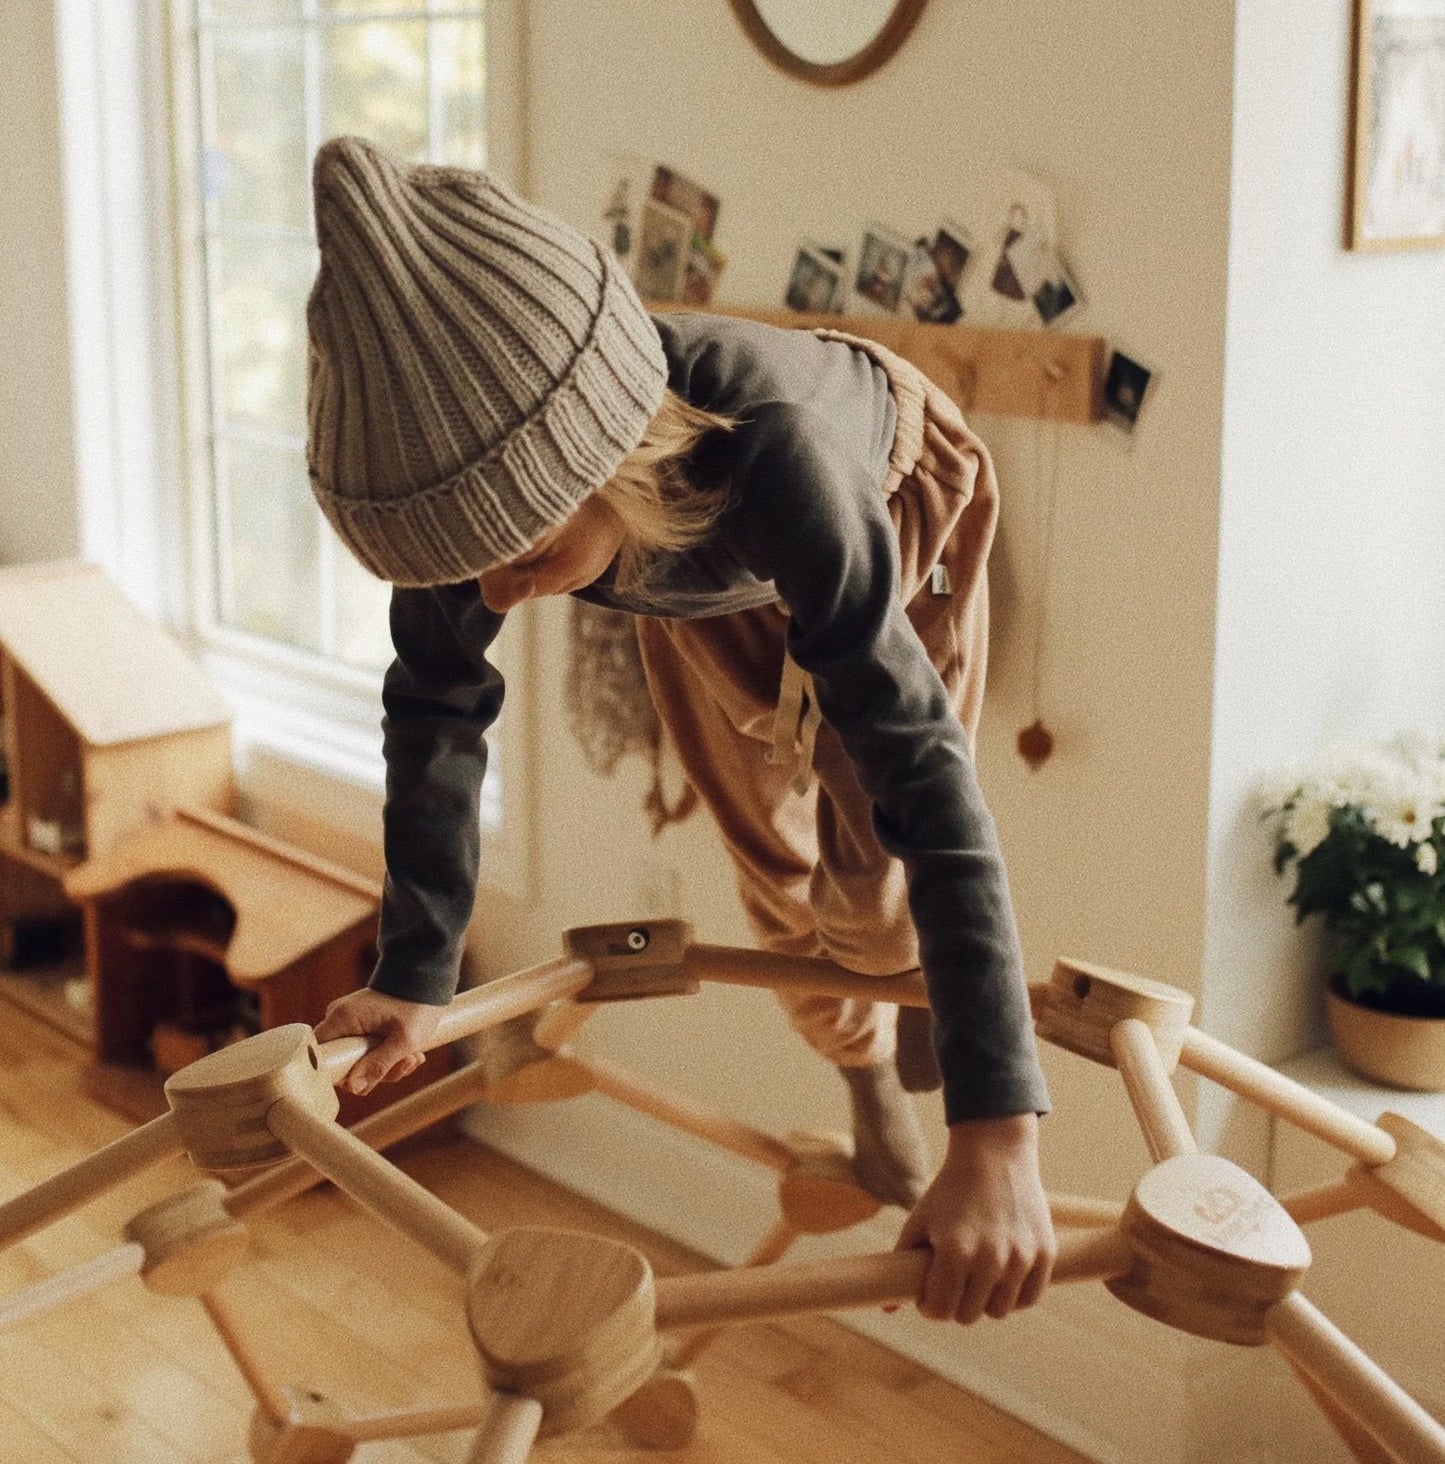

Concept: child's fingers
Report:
left=346, top=1026, right=412, bottom=1094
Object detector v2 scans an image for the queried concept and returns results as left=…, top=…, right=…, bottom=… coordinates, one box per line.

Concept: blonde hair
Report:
left=593, top=387, right=734, bottom=601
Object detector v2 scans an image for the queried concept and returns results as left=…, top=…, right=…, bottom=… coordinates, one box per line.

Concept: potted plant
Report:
left=1261, top=730, right=1445, bottom=1090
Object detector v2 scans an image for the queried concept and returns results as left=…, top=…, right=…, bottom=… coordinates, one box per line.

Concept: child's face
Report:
left=476, top=493, right=626, bottom=613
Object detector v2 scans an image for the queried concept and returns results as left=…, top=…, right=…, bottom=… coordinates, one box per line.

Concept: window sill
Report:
left=1273, top=1047, right=1445, bottom=1139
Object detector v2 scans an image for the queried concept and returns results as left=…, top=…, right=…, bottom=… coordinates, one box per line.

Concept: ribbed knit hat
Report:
left=305, top=136, right=669, bottom=585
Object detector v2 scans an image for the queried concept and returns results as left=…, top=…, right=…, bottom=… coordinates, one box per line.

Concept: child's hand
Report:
left=893, top=1113, right=1055, bottom=1324
left=312, top=989, right=444, bottom=1096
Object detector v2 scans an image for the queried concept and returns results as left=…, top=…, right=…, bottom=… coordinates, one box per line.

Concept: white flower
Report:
left=1417, top=842, right=1439, bottom=876
left=1284, top=798, right=1332, bottom=858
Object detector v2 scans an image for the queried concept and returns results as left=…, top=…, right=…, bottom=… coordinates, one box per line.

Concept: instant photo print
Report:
left=854, top=223, right=912, bottom=313
left=1102, top=350, right=1154, bottom=432
left=785, top=243, right=846, bottom=313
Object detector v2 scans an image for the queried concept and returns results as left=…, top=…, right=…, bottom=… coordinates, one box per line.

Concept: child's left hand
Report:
left=893, top=1112, right=1055, bottom=1324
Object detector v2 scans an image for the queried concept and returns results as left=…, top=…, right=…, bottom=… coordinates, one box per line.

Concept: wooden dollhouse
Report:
left=0, top=559, right=234, bottom=953
left=0, top=559, right=426, bottom=1120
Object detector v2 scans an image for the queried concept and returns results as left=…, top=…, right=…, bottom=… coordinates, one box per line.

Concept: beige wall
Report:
left=477, top=0, right=1235, bottom=1203
left=0, top=0, right=79, bottom=563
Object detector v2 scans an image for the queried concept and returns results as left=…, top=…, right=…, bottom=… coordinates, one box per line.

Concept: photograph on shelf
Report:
left=683, top=237, right=728, bottom=305
left=1348, top=0, right=1445, bottom=250
left=635, top=196, right=695, bottom=302
left=1102, top=349, right=1154, bottom=432
left=785, top=242, right=848, bottom=312
left=901, top=232, right=964, bottom=323
left=651, top=164, right=721, bottom=244
left=596, top=155, right=653, bottom=277
left=853, top=223, right=912, bottom=312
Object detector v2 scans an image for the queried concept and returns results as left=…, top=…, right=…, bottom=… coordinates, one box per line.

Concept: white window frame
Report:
left=54, top=0, right=536, bottom=901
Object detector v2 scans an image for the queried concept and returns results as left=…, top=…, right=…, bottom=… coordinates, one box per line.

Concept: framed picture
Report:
left=1347, top=0, right=1445, bottom=251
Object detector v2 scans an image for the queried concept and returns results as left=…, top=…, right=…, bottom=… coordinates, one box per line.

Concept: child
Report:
left=306, top=136, right=1054, bottom=1326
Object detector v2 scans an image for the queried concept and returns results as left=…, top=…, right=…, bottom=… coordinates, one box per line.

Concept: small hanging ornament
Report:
left=1016, top=719, right=1054, bottom=770
left=1017, top=375, right=1063, bottom=771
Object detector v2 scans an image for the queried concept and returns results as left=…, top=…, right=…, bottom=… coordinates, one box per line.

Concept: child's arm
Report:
left=318, top=584, right=505, bottom=1092
left=895, top=1114, right=1055, bottom=1322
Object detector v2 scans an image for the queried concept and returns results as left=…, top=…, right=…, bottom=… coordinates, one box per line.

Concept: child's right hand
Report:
left=312, top=989, right=444, bottom=1095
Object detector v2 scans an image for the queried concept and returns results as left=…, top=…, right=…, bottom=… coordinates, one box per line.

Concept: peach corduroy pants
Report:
left=635, top=332, right=999, bottom=1069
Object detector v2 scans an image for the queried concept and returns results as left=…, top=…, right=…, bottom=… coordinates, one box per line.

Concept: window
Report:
left=184, top=1, right=493, bottom=674
left=57, top=0, right=530, bottom=893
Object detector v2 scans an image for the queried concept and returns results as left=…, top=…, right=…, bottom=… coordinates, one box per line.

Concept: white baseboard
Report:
left=460, top=1094, right=1354, bottom=1464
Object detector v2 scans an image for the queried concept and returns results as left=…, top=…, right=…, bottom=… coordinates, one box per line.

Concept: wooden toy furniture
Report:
left=0, top=560, right=234, bottom=947
left=60, top=803, right=440, bottom=1125
left=1, top=925, right=1442, bottom=1462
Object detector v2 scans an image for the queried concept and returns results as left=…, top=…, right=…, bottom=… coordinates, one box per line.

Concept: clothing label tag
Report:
left=931, top=563, right=952, bottom=595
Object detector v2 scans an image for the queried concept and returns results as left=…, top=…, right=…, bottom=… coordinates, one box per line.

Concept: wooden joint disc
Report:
left=1106, top=1153, right=1311, bottom=1345
left=1035, top=958, right=1194, bottom=1070
left=122, top=1180, right=249, bottom=1296
left=1357, top=1112, right=1445, bottom=1241
left=565, top=920, right=700, bottom=1002
left=247, top=1388, right=356, bottom=1463
left=779, top=1130, right=883, bottom=1233
left=165, top=1025, right=339, bottom=1171
left=467, top=1226, right=662, bottom=1437
left=472, top=1015, right=596, bottom=1104
left=608, top=1368, right=702, bottom=1451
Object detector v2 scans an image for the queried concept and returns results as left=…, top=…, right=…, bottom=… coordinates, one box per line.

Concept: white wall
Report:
left=1206, top=0, right=1445, bottom=1075
left=0, top=1, right=80, bottom=563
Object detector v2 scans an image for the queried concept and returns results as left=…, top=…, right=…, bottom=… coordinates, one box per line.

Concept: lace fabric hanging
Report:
left=566, top=598, right=698, bottom=836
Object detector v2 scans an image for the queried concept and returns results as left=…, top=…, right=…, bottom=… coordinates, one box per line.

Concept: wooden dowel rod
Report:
left=655, top=1227, right=1133, bottom=1332
left=0, top=1243, right=145, bottom=1333
left=682, top=944, right=930, bottom=1006
left=1048, top=1193, right=1126, bottom=1228
left=0, top=1112, right=182, bottom=1251
left=345, top=1400, right=491, bottom=1441
left=227, top=1056, right=496, bottom=1219
left=1110, top=1019, right=1198, bottom=1162
left=1265, top=1292, right=1445, bottom=1463
left=202, top=1289, right=296, bottom=1426
left=669, top=1218, right=800, bottom=1370
left=467, top=1393, right=544, bottom=1464
left=1178, top=1029, right=1397, bottom=1167
left=267, top=1096, right=487, bottom=1278
left=316, top=957, right=595, bottom=1083
left=1282, top=1175, right=1373, bottom=1227
left=576, top=1057, right=796, bottom=1172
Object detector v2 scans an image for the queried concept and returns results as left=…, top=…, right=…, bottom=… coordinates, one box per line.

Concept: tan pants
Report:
left=636, top=334, right=999, bottom=1068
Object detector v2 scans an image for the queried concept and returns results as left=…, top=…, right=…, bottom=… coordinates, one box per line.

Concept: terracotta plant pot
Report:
left=1326, top=987, right=1445, bottom=1091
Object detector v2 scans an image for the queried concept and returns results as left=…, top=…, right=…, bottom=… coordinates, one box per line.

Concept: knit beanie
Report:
left=305, top=136, right=669, bottom=586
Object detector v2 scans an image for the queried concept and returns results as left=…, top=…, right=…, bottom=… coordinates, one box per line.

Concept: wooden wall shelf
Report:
left=653, top=302, right=1107, bottom=424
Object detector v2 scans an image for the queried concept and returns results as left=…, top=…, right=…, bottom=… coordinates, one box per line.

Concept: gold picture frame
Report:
left=1347, top=0, right=1445, bottom=251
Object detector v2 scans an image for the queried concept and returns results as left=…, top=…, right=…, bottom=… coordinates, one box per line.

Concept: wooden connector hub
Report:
left=164, top=1024, right=338, bottom=1170
left=1106, top=1153, right=1311, bottom=1345
left=470, top=1013, right=595, bottom=1105
left=248, top=1388, right=356, bottom=1464
left=466, top=1227, right=662, bottom=1437
left=1036, top=958, right=1195, bottom=1071
left=565, top=920, right=699, bottom=1001
left=122, top=1180, right=250, bottom=1296
left=778, top=1130, right=883, bottom=1234
left=1357, top=1113, right=1445, bottom=1241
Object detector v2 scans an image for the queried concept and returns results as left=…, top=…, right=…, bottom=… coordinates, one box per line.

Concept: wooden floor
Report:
left=0, top=997, right=1089, bottom=1464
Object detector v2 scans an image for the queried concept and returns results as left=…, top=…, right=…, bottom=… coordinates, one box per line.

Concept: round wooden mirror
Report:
left=728, top=0, right=928, bottom=87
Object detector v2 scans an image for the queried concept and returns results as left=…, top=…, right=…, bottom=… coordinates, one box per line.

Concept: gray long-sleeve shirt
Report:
left=372, top=311, right=1050, bottom=1124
